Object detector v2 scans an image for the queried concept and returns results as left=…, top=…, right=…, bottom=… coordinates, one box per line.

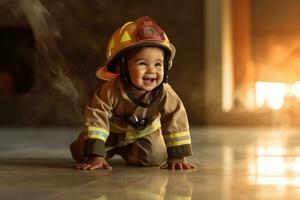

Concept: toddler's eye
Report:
left=155, top=62, right=163, bottom=67
left=137, top=61, right=147, bottom=66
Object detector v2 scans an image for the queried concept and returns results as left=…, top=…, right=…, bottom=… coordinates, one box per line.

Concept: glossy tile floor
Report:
left=1, top=127, right=300, bottom=199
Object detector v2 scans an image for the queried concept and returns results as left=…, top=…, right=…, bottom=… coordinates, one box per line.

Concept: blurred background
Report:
left=3, top=2, right=300, bottom=198
left=1, top=0, right=300, bottom=128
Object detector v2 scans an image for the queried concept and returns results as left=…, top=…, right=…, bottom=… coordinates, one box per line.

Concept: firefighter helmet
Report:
left=96, top=16, right=176, bottom=80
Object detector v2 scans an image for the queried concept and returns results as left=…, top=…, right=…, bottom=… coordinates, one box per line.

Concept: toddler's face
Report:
left=127, top=47, right=164, bottom=92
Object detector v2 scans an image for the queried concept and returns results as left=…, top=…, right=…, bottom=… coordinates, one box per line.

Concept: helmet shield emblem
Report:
left=136, top=17, right=165, bottom=41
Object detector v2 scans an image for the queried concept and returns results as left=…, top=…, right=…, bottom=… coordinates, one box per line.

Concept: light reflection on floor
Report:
left=247, top=144, right=300, bottom=186
left=1, top=127, right=300, bottom=199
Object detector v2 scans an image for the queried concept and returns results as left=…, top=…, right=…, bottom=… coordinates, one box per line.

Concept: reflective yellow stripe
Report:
left=127, top=119, right=160, bottom=135
left=126, top=118, right=161, bottom=140
left=86, top=134, right=106, bottom=141
left=165, top=139, right=191, bottom=147
left=107, top=118, right=162, bottom=141
left=164, top=131, right=191, bottom=147
left=164, top=131, right=189, bottom=139
left=84, top=126, right=109, bottom=142
left=110, top=119, right=161, bottom=137
left=87, top=127, right=108, bottom=132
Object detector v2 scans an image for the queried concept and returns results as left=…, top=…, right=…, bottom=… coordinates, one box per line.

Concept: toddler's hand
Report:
left=75, top=155, right=112, bottom=170
left=160, top=158, right=196, bottom=170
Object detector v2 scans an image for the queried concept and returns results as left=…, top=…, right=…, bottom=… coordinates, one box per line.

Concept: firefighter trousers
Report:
left=70, top=129, right=167, bottom=166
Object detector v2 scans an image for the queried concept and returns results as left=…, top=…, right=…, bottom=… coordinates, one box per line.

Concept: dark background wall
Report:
left=0, top=0, right=205, bottom=127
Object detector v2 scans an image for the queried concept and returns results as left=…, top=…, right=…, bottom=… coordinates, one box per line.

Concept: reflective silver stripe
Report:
left=84, top=127, right=109, bottom=142
left=126, top=118, right=161, bottom=141
left=164, top=131, right=191, bottom=147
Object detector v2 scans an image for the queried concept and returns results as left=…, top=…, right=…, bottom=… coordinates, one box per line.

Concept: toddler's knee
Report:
left=138, top=144, right=167, bottom=166
left=141, top=153, right=167, bottom=166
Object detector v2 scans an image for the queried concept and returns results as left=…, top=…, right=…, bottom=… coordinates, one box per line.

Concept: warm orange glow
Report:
left=255, top=82, right=288, bottom=110
left=248, top=145, right=300, bottom=186
left=255, top=81, right=300, bottom=110
left=290, top=81, right=300, bottom=101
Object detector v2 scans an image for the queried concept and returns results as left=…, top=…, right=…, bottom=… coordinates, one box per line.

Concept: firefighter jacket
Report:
left=82, top=77, right=192, bottom=159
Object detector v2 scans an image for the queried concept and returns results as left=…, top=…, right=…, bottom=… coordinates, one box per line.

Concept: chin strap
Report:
left=124, top=83, right=163, bottom=108
left=114, top=54, right=167, bottom=130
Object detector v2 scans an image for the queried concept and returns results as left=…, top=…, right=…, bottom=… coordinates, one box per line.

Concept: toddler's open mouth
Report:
left=142, top=77, right=156, bottom=83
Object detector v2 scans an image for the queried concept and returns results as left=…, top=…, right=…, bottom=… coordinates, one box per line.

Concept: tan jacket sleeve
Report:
left=83, top=79, right=119, bottom=157
left=160, top=84, right=192, bottom=159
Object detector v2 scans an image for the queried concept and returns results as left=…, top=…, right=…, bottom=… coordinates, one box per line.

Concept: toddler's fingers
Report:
left=188, top=163, right=196, bottom=170
left=171, top=163, right=175, bottom=170
left=103, top=162, right=112, bottom=169
left=82, top=164, right=93, bottom=170
left=182, top=162, right=191, bottom=170
left=74, top=163, right=82, bottom=169
left=75, top=163, right=87, bottom=169
left=89, top=164, right=102, bottom=170
left=160, top=163, right=168, bottom=169
left=176, top=163, right=183, bottom=170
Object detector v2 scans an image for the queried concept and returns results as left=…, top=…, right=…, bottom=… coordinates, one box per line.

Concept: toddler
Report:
left=70, top=16, right=195, bottom=170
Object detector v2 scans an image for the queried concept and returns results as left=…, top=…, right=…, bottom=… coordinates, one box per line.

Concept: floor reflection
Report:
left=121, top=174, right=194, bottom=200
left=247, top=135, right=300, bottom=186
left=3, top=127, right=300, bottom=199
left=55, top=170, right=194, bottom=200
